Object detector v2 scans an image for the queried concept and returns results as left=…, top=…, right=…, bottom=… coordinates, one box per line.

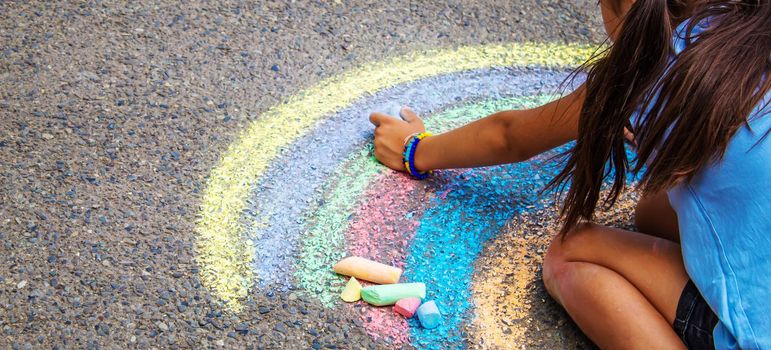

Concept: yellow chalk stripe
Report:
left=470, top=193, right=639, bottom=348
left=196, top=42, right=597, bottom=310
left=471, top=227, right=538, bottom=347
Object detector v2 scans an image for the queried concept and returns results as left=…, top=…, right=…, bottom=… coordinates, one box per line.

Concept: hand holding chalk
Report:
left=369, top=106, right=426, bottom=172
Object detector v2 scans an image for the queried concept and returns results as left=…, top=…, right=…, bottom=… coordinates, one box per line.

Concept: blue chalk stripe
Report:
left=404, top=148, right=569, bottom=348
left=403, top=145, right=640, bottom=348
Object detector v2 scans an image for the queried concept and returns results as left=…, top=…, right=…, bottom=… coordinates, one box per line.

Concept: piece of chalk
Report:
left=360, top=283, right=426, bottom=306
left=333, top=256, right=402, bottom=284
left=416, top=300, right=441, bottom=329
left=340, top=277, right=362, bottom=302
left=394, top=297, right=422, bottom=318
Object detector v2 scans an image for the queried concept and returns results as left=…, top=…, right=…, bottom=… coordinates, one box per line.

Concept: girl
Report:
left=369, top=0, right=769, bottom=348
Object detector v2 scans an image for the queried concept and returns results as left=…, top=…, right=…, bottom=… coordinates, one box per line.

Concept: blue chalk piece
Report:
left=416, top=300, right=441, bottom=329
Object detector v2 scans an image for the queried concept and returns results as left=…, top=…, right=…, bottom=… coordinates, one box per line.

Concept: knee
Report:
left=542, top=246, right=565, bottom=302
left=542, top=223, right=598, bottom=300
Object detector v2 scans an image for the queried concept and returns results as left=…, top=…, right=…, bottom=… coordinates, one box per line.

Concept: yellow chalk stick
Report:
left=340, top=277, right=362, bottom=302
left=333, top=256, right=402, bottom=284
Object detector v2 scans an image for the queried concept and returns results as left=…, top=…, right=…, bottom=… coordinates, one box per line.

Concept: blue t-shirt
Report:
left=664, top=20, right=771, bottom=349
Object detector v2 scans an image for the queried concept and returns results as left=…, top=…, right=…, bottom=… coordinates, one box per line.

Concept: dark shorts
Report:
left=674, top=280, right=720, bottom=350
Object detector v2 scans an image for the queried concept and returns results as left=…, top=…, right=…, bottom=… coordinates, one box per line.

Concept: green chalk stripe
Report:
left=361, top=282, right=426, bottom=306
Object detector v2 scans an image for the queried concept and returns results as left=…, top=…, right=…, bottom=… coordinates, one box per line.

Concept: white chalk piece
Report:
left=416, top=300, right=441, bottom=329
left=375, top=102, right=404, bottom=121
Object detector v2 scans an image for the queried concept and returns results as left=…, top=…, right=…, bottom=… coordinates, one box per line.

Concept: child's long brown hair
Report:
left=550, top=0, right=770, bottom=234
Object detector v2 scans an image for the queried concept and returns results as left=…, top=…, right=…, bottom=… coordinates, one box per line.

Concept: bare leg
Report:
left=543, top=223, right=689, bottom=349
left=635, top=191, right=680, bottom=242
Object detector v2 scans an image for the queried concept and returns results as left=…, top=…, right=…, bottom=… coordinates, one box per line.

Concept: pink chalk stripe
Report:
left=344, top=171, right=426, bottom=345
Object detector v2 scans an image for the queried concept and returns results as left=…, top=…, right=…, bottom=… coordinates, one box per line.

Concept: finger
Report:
left=399, top=106, right=419, bottom=123
left=369, top=112, right=390, bottom=126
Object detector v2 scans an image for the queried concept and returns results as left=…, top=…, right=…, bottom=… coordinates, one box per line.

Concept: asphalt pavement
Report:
left=0, top=1, right=608, bottom=349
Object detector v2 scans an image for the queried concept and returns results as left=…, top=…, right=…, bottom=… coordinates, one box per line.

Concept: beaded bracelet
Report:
left=402, top=132, right=433, bottom=179
left=402, top=132, right=421, bottom=147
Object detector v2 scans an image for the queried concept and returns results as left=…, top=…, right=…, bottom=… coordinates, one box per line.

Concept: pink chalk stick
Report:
left=394, top=297, right=422, bottom=318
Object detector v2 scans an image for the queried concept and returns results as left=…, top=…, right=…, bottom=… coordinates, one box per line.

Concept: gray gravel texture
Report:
left=0, top=1, right=605, bottom=349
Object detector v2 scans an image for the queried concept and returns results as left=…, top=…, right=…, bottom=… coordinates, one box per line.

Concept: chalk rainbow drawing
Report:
left=195, top=42, right=597, bottom=348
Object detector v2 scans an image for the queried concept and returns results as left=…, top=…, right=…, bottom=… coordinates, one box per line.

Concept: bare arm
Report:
left=369, top=84, right=585, bottom=171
